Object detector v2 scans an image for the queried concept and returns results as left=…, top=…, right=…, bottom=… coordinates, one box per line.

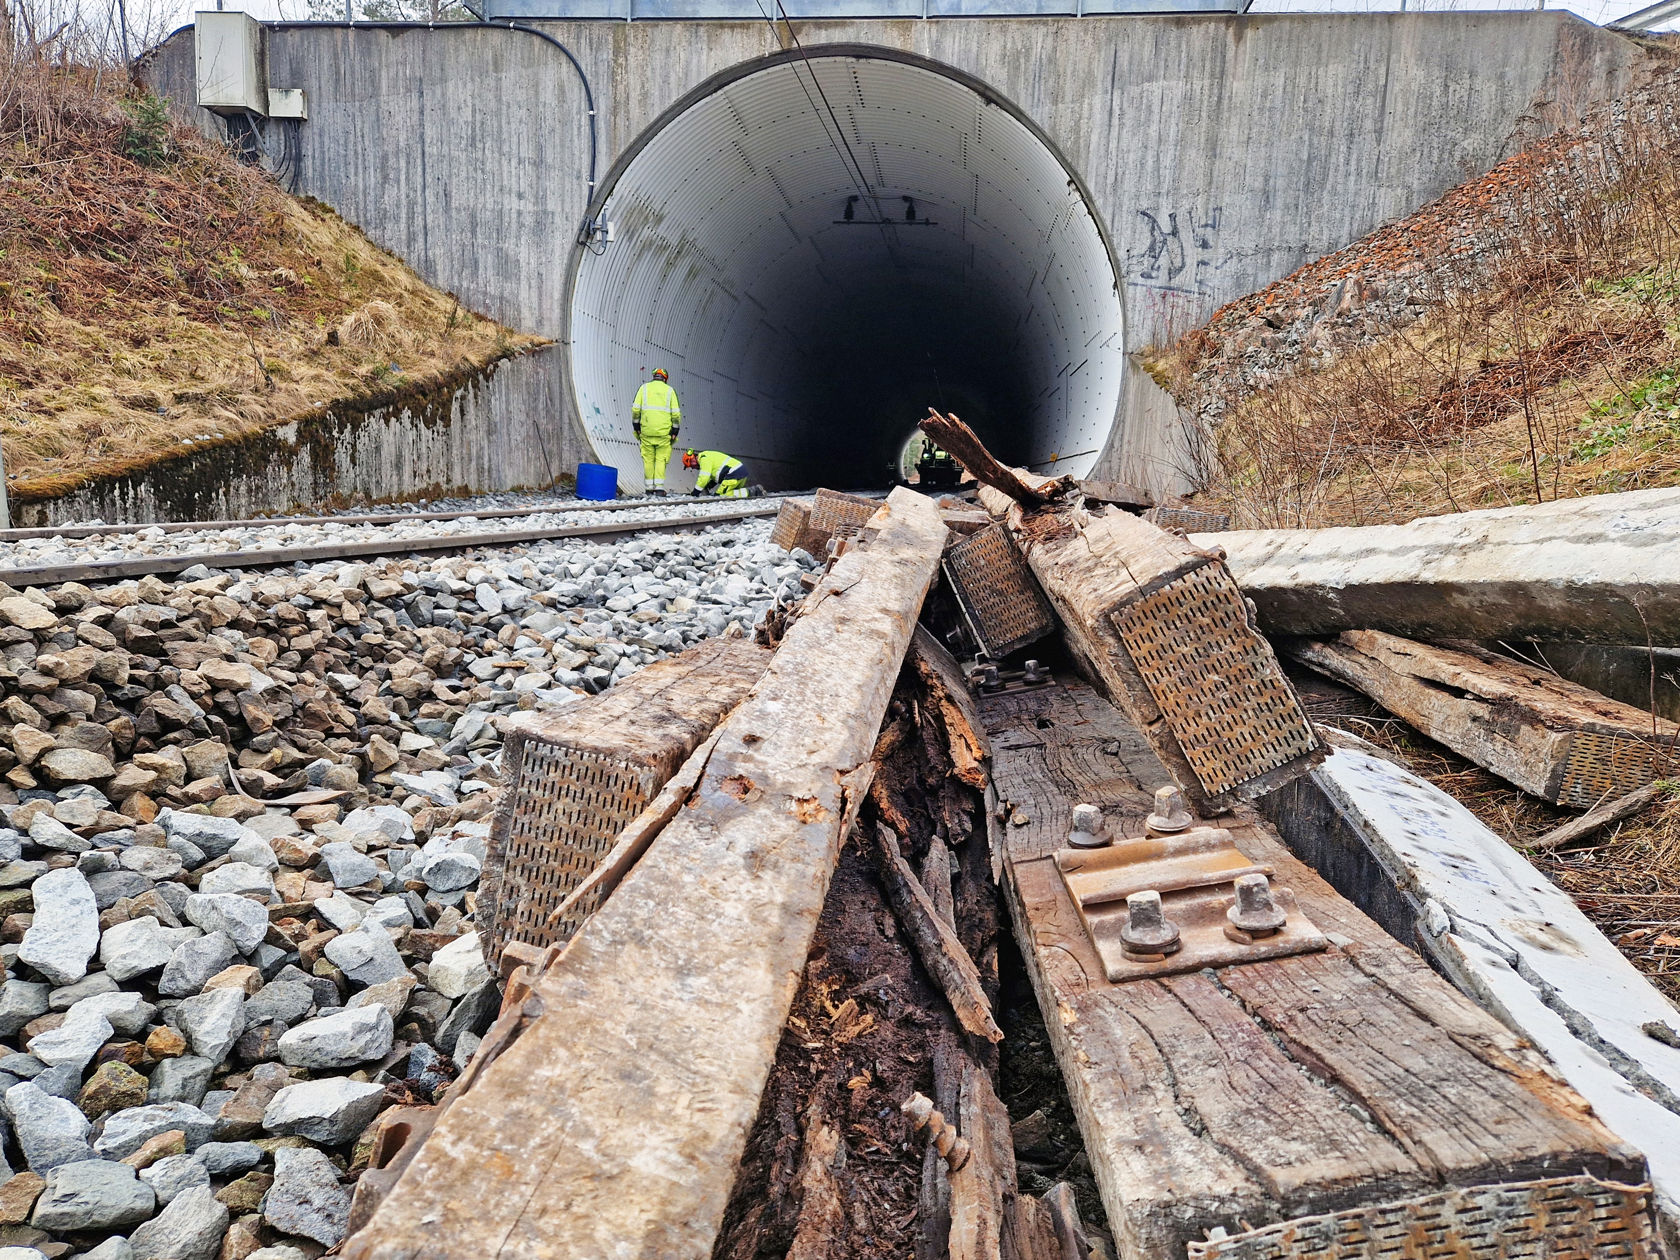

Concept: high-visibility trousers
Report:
left=640, top=434, right=673, bottom=485
left=714, top=477, right=748, bottom=498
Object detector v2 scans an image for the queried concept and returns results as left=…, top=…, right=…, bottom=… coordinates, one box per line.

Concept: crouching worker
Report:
left=683, top=448, right=753, bottom=498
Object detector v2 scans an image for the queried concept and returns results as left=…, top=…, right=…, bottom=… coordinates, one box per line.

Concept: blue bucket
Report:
left=575, top=462, right=618, bottom=501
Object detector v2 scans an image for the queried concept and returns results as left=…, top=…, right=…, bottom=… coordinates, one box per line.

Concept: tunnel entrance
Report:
left=568, top=51, right=1125, bottom=492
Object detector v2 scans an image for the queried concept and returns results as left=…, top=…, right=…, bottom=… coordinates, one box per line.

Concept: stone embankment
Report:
left=1167, top=65, right=1680, bottom=408
left=0, top=516, right=817, bottom=1259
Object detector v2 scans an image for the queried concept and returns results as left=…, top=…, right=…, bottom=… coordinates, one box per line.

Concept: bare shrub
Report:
left=1165, top=76, right=1680, bottom=530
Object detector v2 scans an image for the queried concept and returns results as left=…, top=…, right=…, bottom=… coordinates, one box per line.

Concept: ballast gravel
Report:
left=2, top=496, right=778, bottom=573
left=0, top=514, right=820, bottom=1256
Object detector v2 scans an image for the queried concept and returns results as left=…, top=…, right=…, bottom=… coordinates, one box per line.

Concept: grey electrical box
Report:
left=267, top=87, right=307, bottom=119
left=195, top=12, right=268, bottom=116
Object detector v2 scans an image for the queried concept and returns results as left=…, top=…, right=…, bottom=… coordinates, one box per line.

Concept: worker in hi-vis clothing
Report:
left=632, top=368, right=681, bottom=496
left=683, top=448, right=751, bottom=498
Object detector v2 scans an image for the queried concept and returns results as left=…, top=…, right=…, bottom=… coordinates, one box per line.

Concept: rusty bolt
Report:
left=903, top=1093, right=934, bottom=1128
left=903, top=1094, right=934, bottom=1127
left=1147, top=785, right=1192, bottom=834
left=1068, top=802, right=1105, bottom=849
left=901, top=1092, right=971, bottom=1171
left=968, top=662, right=1000, bottom=691
left=1023, top=659, right=1048, bottom=684
left=1120, top=890, right=1181, bottom=956
left=1227, top=872, right=1287, bottom=936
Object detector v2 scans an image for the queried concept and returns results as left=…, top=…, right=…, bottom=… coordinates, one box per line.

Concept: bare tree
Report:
left=308, top=0, right=475, bottom=21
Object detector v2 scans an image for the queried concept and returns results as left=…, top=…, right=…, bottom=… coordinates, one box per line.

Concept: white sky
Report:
left=146, top=0, right=1678, bottom=46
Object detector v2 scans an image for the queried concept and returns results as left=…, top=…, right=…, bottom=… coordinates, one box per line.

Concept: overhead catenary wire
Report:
left=745, top=0, right=943, bottom=419
left=753, top=0, right=878, bottom=216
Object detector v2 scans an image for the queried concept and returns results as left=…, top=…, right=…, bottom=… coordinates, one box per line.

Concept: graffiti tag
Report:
left=1124, top=206, right=1228, bottom=298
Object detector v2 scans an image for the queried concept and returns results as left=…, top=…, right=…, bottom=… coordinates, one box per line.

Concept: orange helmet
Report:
left=682, top=449, right=699, bottom=470
left=652, top=368, right=669, bottom=381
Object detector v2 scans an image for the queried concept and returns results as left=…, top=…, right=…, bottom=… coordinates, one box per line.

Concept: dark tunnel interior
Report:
left=568, top=53, right=1125, bottom=490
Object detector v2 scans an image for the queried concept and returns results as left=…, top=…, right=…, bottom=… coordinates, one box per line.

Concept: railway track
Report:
left=0, top=500, right=786, bottom=588
left=0, top=491, right=794, bottom=543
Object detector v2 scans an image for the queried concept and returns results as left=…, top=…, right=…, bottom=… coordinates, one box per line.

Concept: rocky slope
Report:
left=1152, top=53, right=1680, bottom=528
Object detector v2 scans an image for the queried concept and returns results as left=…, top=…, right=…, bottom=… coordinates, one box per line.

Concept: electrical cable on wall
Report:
left=172, top=18, right=601, bottom=239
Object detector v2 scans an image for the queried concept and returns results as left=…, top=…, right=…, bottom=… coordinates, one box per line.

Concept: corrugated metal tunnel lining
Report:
left=569, top=52, right=1125, bottom=491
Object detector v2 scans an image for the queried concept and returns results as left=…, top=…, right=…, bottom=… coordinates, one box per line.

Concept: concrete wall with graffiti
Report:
left=148, top=12, right=1640, bottom=484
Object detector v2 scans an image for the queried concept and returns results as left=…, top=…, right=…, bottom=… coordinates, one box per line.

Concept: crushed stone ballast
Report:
left=0, top=492, right=803, bottom=544
left=0, top=501, right=788, bottom=589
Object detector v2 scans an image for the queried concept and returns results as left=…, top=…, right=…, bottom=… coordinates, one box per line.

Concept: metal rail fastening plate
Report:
left=1055, top=824, right=1328, bottom=982
left=787, top=489, right=877, bottom=561
left=809, top=488, right=879, bottom=536
left=770, top=499, right=811, bottom=552
left=942, top=523, right=1055, bottom=658
left=1557, top=731, right=1675, bottom=809
left=1187, top=1175, right=1657, bottom=1260
left=1145, top=505, right=1232, bottom=533
left=1113, top=563, right=1321, bottom=803
left=483, top=734, right=663, bottom=964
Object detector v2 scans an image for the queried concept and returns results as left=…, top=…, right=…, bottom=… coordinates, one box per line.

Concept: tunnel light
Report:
left=831, top=195, right=937, bottom=227
left=579, top=217, right=616, bottom=250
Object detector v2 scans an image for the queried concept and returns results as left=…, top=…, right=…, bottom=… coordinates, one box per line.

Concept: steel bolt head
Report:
left=1068, top=802, right=1105, bottom=848
left=1227, top=872, right=1287, bottom=935
left=1147, top=785, right=1193, bottom=833
left=1120, top=889, right=1181, bottom=953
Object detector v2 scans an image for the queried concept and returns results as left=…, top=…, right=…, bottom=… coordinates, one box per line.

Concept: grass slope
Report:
left=0, top=72, right=540, bottom=499
left=1156, top=57, right=1680, bottom=530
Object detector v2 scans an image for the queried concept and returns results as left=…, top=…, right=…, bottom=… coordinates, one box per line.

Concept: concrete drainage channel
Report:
left=0, top=492, right=825, bottom=1258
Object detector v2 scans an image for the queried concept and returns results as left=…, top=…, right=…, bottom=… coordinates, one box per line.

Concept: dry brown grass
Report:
left=1158, top=86, right=1680, bottom=530
left=1193, top=292, right=1680, bottom=529
left=0, top=65, right=541, bottom=499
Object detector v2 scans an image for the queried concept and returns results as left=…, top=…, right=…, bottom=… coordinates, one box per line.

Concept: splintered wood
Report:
left=869, top=822, right=1003, bottom=1044
left=1288, top=631, right=1679, bottom=806
left=921, top=410, right=1057, bottom=507
left=983, top=677, right=1651, bottom=1260
left=342, top=489, right=947, bottom=1260
left=975, top=484, right=1324, bottom=811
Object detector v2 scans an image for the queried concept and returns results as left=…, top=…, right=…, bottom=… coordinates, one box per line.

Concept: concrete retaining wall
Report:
left=13, top=346, right=583, bottom=527
left=1098, top=356, right=1207, bottom=493
left=143, top=13, right=1642, bottom=491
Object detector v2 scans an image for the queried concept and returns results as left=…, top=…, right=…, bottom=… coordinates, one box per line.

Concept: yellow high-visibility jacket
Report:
left=632, top=380, right=681, bottom=440
left=694, top=449, right=746, bottom=493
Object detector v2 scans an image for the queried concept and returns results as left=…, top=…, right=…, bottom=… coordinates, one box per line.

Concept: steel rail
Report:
left=0, top=503, right=783, bottom=589
left=0, top=493, right=802, bottom=543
